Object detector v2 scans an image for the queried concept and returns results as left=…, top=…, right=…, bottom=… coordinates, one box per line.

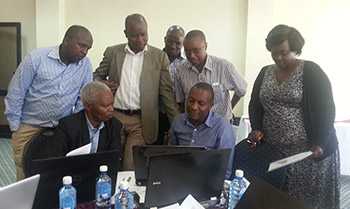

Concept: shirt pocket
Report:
left=212, top=82, right=225, bottom=104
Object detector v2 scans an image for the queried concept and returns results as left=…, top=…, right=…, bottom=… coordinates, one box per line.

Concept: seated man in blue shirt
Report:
left=170, top=82, right=235, bottom=179
left=53, top=81, right=122, bottom=156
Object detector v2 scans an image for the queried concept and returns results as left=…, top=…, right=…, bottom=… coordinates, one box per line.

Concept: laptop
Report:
left=133, top=145, right=207, bottom=186
left=144, top=148, right=230, bottom=208
left=29, top=149, right=120, bottom=209
left=0, top=174, right=40, bottom=209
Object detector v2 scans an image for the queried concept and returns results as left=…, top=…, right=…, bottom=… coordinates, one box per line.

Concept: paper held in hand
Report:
left=268, top=151, right=313, bottom=172
left=65, top=143, right=91, bottom=156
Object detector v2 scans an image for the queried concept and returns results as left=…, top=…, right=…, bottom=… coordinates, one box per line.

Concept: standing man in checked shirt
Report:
left=156, top=25, right=186, bottom=144
left=174, top=30, right=247, bottom=122
left=4, top=25, right=94, bottom=180
left=164, top=25, right=186, bottom=84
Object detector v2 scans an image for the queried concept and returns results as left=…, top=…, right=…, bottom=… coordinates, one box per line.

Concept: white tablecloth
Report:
left=335, top=122, right=350, bottom=175
left=233, top=118, right=251, bottom=145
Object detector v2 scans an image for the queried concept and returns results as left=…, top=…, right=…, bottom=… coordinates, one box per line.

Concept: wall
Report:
left=64, top=0, right=248, bottom=115
left=244, top=0, right=350, bottom=120
left=0, top=0, right=36, bottom=58
left=0, top=0, right=36, bottom=126
left=36, top=0, right=66, bottom=48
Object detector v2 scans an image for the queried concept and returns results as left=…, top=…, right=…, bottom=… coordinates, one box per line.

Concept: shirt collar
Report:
left=188, top=55, right=213, bottom=73
left=202, top=55, right=214, bottom=71
left=48, top=46, right=61, bottom=61
left=48, top=45, right=84, bottom=66
left=85, top=113, right=105, bottom=131
left=184, top=111, right=214, bottom=128
left=125, top=44, right=148, bottom=55
left=162, top=48, right=185, bottom=63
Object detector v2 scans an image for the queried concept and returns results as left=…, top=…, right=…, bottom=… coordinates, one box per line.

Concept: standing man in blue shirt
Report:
left=170, top=82, right=235, bottom=179
left=5, top=25, right=93, bottom=180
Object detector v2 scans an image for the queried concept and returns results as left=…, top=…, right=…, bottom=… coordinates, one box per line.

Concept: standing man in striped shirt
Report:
left=174, top=30, right=247, bottom=122
left=5, top=25, right=93, bottom=180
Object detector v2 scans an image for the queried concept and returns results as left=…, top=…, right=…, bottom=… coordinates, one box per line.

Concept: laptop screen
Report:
left=0, top=174, right=40, bottom=209
left=144, top=148, right=230, bottom=208
left=133, top=145, right=207, bottom=186
left=29, top=149, right=119, bottom=209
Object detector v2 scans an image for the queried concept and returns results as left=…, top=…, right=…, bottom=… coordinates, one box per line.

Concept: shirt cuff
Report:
left=9, top=122, right=19, bottom=132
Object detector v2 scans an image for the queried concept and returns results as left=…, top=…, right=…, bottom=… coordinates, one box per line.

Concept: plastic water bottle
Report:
left=59, top=176, right=76, bottom=209
left=228, top=170, right=247, bottom=209
left=115, top=180, right=134, bottom=209
left=96, top=165, right=112, bottom=209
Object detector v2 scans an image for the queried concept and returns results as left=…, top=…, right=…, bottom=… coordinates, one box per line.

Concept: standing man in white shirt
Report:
left=94, top=14, right=179, bottom=170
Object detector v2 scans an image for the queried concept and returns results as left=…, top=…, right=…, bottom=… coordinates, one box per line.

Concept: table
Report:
left=236, top=176, right=311, bottom=209
left=335, top=122, right=350, bottom=175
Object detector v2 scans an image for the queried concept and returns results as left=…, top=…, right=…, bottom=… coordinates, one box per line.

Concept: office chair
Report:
left=233, top=139, right=287, bottom=189
left=22, top=128, right=67, bottom=177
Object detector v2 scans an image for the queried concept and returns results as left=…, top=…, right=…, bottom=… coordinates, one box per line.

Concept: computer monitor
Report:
left=133, top=145, right=206, bottom=186
left=0, top=174, right=40, bottom=209
left=29, top=149, right=120, bottom=209
left=144, top=148, right=231, bottom=208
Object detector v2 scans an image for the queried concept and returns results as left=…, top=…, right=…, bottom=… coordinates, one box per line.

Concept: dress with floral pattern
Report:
left=259, top=60, right=340, bottom=209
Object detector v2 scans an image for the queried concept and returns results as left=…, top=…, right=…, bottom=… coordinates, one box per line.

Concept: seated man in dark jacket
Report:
left=54, top=81, right=123, bottom=155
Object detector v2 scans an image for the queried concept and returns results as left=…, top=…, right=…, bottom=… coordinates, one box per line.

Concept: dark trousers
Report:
left=154, top=112, right=170, bottom=145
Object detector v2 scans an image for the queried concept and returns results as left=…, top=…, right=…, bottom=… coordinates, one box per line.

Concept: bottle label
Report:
left=97, top=182, right=111, bottom=200
left=61, top=195, right=75, bottom=209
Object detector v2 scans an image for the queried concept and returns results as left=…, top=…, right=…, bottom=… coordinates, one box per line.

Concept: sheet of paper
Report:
left=116, top=171, right=146, bottom=203
left=268, top=151, right=313, bottom=172
left=159, top=203, right=180, bottom=209
left=180, top=194, right=205, bottom=209
left=65, top=143, right=91, bottom=156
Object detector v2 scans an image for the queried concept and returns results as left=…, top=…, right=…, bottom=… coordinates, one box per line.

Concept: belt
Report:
left=115, top=108, right=141, bottom=115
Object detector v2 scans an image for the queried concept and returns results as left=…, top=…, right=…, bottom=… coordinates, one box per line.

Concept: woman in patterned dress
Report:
left=248, top=24, right=340, bottom=209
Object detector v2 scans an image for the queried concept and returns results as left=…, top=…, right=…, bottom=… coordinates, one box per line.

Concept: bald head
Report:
left=125, top=13, right=147, bottom=31
left=63, top=25, right=92, bottom=43
left=60, top=25, right=93, bottom=64
left=166, top=25, right=185, bottom=37
left=184, top=30, right=206, bottom=42
left=124, top=13, right=148, bottom=53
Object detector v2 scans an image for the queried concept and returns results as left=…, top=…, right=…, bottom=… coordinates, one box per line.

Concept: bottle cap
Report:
left=63, top=176, right=72, bottom=185
left=119, top=180, right=129, bottom=190
left=100, top=165, right=108, bottom=172
left=235, top=169, right=244, bottom=178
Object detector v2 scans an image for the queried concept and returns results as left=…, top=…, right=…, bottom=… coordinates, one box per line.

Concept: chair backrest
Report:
left=233, top=140, right=286, bottom=189
left=22, top=128, right=67, bottom=177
